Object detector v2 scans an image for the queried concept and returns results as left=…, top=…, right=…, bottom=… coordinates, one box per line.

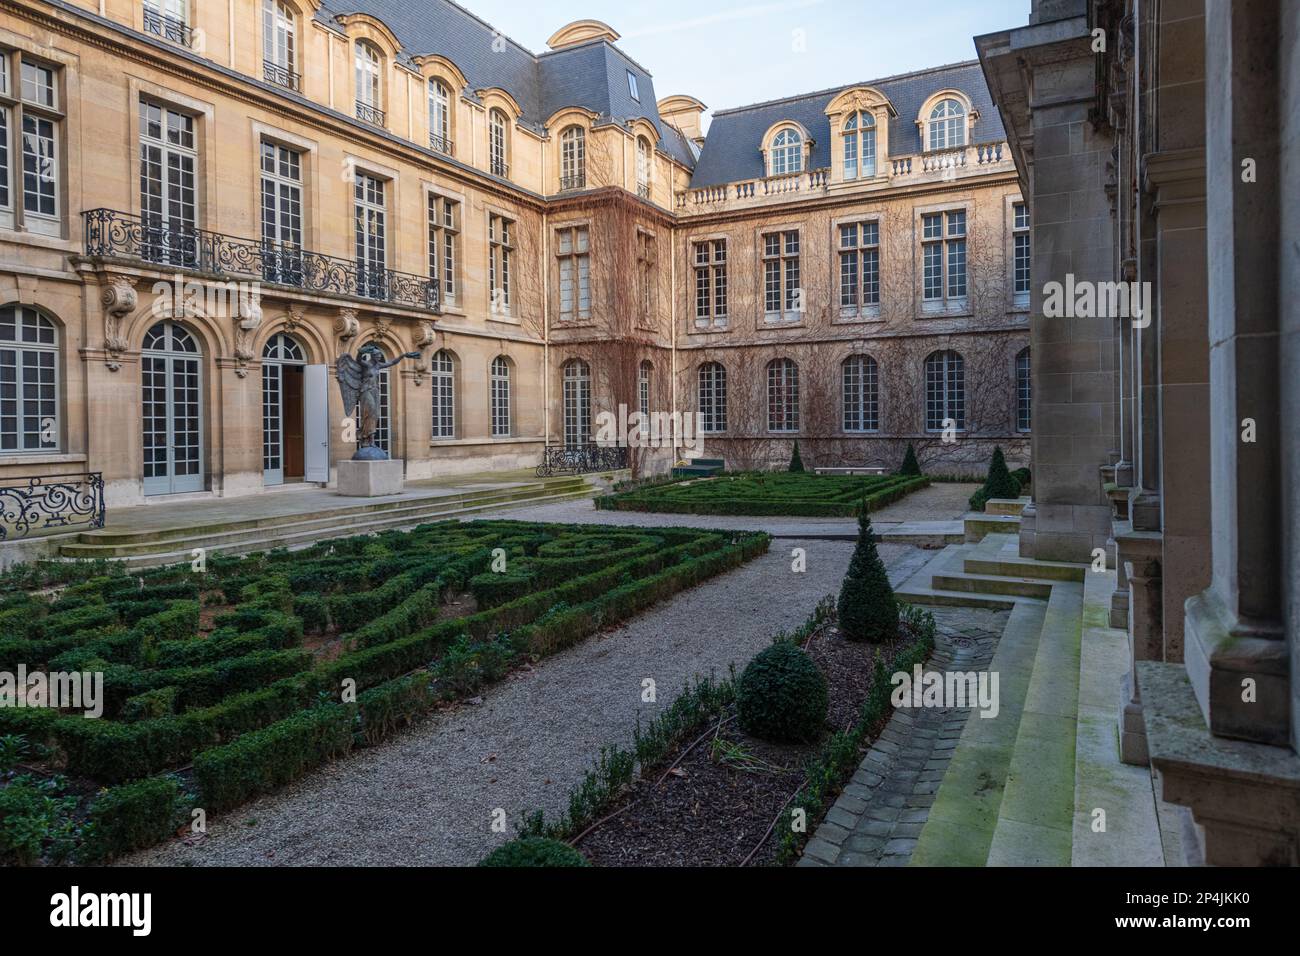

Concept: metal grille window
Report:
left=1013, top=201, right=1031, bottom=301
left=763, top=230, right=801, bottom=322
left=769, top=128, right=802, bottom=175
left=354, top=172, right=386, bottom=299
left=489, top=109, right=508, bottom=178
left=842, top=111, right=876, bottom=179
left=562, top=359, right=591, bottom=446
left=925, top=350, right=965, bottom=432
left=839, top=220, right=880, bottom=316
left=262, top=0, right=299, bottom=90
left=927, top=98, right=966, bottom=150
left=767, top=358, right=799, bottom=433
left=698, top=362, right=727, bottom=434
left=430, top=349, right=455, bottom=439
left=489, top=213, right=513, bottom=316
left=560, top=126, right=585, bottom=190
left=260, top=141, right=302, bottom=284
left=140, top=100, right=196, bottom=266
left=1016, top=348, right=1031, bottom=432
left=693, top=240, right=727, bottom=327
left=0, top=306, right=58, bottom=453
left=842, top=354, right=879, bottom=433
left=428, top=80, right=451, bottom=153
left=921, top=210, right=967, bottom=310
left=555, top=225, right=589, bottom=321
left=143, top=0, right=191, bottom=46
left=490, top=356, right=511, bottom=437
left=428, top=194, right=459, bottom=307
left=637, top=230, right=656, bottom=325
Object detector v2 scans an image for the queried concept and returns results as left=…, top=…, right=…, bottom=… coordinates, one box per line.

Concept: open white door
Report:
left=304, top=364, right=330, bottom=483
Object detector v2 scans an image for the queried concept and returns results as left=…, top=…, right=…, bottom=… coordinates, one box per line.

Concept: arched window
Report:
left=490, top=356, right=511, bottom=437
left=1016, top=348, right=1031, bottom=433
left=261, top=332, right=305, bottom=485
left=636, top=136, right=652, bottom=198
left=430, top=349, right=455, bottom=439
left=428, top=79, right=451, bottom=153
left=698, top=362, right=727, bottom=434
left=638, top=360, right=653, bottom=434
left=842, top=355, right=879, bottom=433
left=767, top=358, right=799, bottom=432
left=925, top=350, right=965, bottom=432
left=559, top=126, right=585, bottom=190
left=769, top=127, right=803, bottom=176
left=927, top=97, right=966, bottom=151
left=842, top=111, right=876, bottom=179
left=141, top=320, right=203, bottom=495
left=489, top=108, right=509, bottom=178
left=262, top=0, right=298, bottom=90
left=561, top=359, right=591, bottom=447
left=0, top=306, right=60, bottom=453
left=354, top=42, right=383, bottom=124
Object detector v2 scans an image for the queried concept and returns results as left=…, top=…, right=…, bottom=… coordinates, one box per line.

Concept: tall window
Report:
left=430, top=349, right=455, bottom=439
left=488, top=109, right=508, bottom=177
left=562, top=359, right=591, bottom=446
left=839, top=220, right=880, bottom=317
left=144, top=0, right=192, bottom=46
left=260, top=141, right=303, bottom=284
left=262, top=0, right=299, bottom=90
left=698, top=362, right=726, bottom=434
left=354, top=42, right=382, bottom=125
left=693, top=239, right=727, bottom=328
left=638, top=360, right=653, bottom=433
left=626, top=70, right=640, bottom=101
left=769, top=127, right=802, bottom=175
left=636, top=230, right=656, bottom=326
left=925, top=350, right=965, bottom=432
left=636, top=136, right=651, bottom=199
left=560, top=126, right=585, bottom=190
left=428, top=79, right=451, bottom=153
left=490, top=356, right=511, bottom=437
left=139, top=100, right=196, bottom=266
left=763, top=230, right=801, bottom=323
left=1013, top=201, right=1030, bottom=306
left=428, top=194, right=459, bottom=307
left=1, top=56, right=62, bottom=235
left=0, top=306, right=59, bottom=453
left=927, top=98, right=967, bottom=150
left=354, top=172, right=386, bottom=298
left=489, top=213, right=513, bottom=316
left=556, top=225, right=589, bottom=322
left=767, top=358, right=799, bottom=433
left=842, top=111, right=876, bottom=179
left=842, top=355, right=879, bottom=433
left=922, top=209, right=967, bottom=311
left=141, top=321, right=203, bottom=495
left=1016, top=348, right=1031, bottom=433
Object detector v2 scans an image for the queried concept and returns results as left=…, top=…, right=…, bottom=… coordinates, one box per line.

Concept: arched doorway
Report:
left=141, top=320, right=204, bottom=495
left=262, top=332, right=306, bottom=485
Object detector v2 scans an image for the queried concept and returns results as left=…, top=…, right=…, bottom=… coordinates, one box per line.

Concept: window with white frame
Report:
left=488, top=213, right=513, bottom=316
left=144, top=0, right=192, bottom=46
left=262, top=0, right=299, bottom=90
left=354, top=172, right=386, bottom=298
left=0, top=305, right=59, bottom=453
left=927, top=97, right=966, bottom=150
left=636, top=136, right=651, bottom=199
left=1, top=56, right=61, bottom=235
left=638, top=360, right=652, bottom=434
left=767, top=358, right=799, bottom=432
left=140, top=100, right=196, bottom=265
left=768, top=127, right=803, bottom=176
left=921, top=209, right=967, bottom=311
left=763, top=230, right=801, bottom=322
left=430, top=349, right=455, bottom=439
left=354, top=42, right=383, bottom=124
left=839, top=220, right=880, bottom=318
left=260, top=141, right=303, bottom=284
left=1016, top=348, right=1031, bottom=432
left=555, top=224, right=590, bottom=322
left=428, top=194, right=459, bottom=307
left=427, top=79, right=452, bottom=153
left=560, top=126, right=585, bottom=190
left=490, top=355, right=511, bottom=437
left=627, top=70, right=640, bottom=101
left=842, top=354, right=879, bottom=433
left=693, top=239, right=727, bottom=328
left=488, top=109, right=509, bottom=177
left=698, top=362, right=726, bottom=433
left=1013, top=201, right=1030, bottom=307
left=842, top=111, right=876, bottom=179
left=562, top=359, right=591, bottom=446
left=925, top=350, right=965, bottom=432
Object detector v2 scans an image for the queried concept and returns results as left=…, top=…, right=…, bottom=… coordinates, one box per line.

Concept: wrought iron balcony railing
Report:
left=263, top=60, right=302, bottom=92
left=490, top=159, right=510, bottom=179
left=143, top=9, right=194, bottom=47
left=559, top=174, right=587, bottom=192
left=535, top=444, right=629, bottom=477
left=82, top=209, right=440, bottom=313
left=637, top=183, right=651, bottom=200
left=355, top=101, right=385, bottom=126
left=428, top=133, right=454, bottom=156
left=0, top=472, right=105, bottom=541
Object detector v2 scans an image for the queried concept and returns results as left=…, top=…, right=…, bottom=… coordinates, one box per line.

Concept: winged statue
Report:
left=336, top=343, right=422, bottom=460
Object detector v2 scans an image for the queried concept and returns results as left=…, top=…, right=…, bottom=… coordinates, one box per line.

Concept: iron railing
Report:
left=490, top=159, right=510, bottom=179
left=263, top=60, right=302, bottom=92
left=428, top=133, right=454, bottom=156
left=355, top=101, right=385, bottom=126
left=143, top=9, right=193, bottom=47
left=536, top=445, right=629, bottom=477
left=0, top=472, right=105, bottom=541
left=83, top=209, right=440, bottom=313
left=560, top=174, right=587, bottom=192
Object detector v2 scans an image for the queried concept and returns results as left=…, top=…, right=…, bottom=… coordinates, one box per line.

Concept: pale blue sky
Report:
left=463, top=0, right=1030, bottom=128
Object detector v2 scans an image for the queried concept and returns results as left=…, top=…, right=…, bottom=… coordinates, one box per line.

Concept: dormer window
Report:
left=636, top=136, right=651, bottom=199
left=927, top=97, right=966, bottom=150
left=560, top=125, right=585, bottom=190
left=428, top=79, right=451, bottom=154
left=769, top=127, right=803, bottom=176
left=262, top=0, right=300, bottom=91
left=843, top=111, right=876, bottom=179
left=489, top=108, right=509, bottom=178
left=354, top=41, right=383, bottom=125
left=627, top=71, right=640, bottom=101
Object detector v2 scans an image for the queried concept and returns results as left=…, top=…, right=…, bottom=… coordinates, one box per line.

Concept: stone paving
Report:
left=797, top=606, right=1007, bottom=867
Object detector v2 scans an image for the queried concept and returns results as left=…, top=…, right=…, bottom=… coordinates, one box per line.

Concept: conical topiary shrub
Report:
left=788, top=440, right=805, bottom=473
left=899, top=443, right=922, bottom=477
left=970, top=447, right=1021, bottom=511
left=837, top=506, right=899, bottom=643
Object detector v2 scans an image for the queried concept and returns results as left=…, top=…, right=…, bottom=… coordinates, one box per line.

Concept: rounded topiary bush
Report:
left=736, top=642, right=828, bottom=743
left=478, top=837, right=590, bottom=868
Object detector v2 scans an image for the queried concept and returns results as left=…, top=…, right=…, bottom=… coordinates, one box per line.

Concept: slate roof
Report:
left=689, top=60, right=1007, bottom=188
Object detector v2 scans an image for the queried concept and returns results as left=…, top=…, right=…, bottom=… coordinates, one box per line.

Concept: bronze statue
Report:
left=336, top=343, right=421, bottom=460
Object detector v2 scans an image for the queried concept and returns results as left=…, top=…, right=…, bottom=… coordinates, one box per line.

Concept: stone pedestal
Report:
left=337, top=458, right=404, bottom=497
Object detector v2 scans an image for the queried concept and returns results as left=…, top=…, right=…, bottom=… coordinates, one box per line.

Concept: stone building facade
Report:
left=978, top=0, right=1299, bottom=865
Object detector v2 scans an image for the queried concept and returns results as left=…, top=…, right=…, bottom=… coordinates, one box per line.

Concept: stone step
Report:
left=962, top=556, right=1086, bottom=583
left=985, top=497, right=1030, bottom=516
left=894, top=587, right=1019, bottom=611
left=964, top=514, right=1022, bottom=542
left=931, top=573, right=1054, bottom=600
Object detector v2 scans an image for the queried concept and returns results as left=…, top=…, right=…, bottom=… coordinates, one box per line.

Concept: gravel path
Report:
left=122, top=539, right=933, bottom=867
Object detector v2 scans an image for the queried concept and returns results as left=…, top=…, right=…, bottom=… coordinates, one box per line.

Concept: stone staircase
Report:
left=57, top=475, right=596, bottom=569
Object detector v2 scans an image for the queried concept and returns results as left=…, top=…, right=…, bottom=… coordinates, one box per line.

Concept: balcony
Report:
left=82, top=209, right=440, bottom=314
left=490, top=160, right=510, bottom=179
left=637, top=183, right=651, bottom=200
left=263, top=60, right=302, bottom=93
left=429, top=133, right=454, bottom=156
left=559, top=173, right=587, bottom=192
left=143, top=9, right=194, bottom=47
left=355, top=101, right=385, bottom=127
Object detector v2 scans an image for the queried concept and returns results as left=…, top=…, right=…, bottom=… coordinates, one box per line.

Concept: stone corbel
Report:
left=334, top=308, right=360, bottom=352
left=411, top=320, right=436, bottom=385
left=100, top=274, right=137, bottom=371
left=232, top=291, right=264, bottom=378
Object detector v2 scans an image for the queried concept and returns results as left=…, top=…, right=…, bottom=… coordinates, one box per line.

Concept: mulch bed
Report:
left=577, top=625, right=906, bottom=867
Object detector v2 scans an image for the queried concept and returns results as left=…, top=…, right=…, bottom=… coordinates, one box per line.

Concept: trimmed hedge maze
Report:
left=596, top=473, right=931, bottom=517
left=0, top=520, right=768, bottom=863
